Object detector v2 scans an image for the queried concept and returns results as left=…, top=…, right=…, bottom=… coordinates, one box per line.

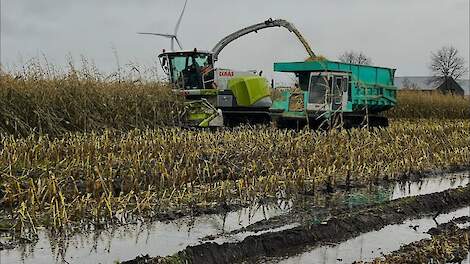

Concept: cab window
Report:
left=170, top=56, right=188, bottom=83
left=309, top=74, right=329, bottom=104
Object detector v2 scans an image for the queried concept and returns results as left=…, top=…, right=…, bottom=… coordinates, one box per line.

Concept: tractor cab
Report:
left=158, top=50, right=215, bottom=90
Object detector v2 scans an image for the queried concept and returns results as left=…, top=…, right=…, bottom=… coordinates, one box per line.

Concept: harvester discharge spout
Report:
left=212, top=18, right=316, bottom=61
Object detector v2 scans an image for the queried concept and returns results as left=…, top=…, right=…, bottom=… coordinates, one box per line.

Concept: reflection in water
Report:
left=0, top=171, right=468, bottom=264
left=277, top=207, right=470, bottom=264
left=311, top=171, right=469, bottom=225
left=392, top=171, right=469, bottom=199
left=1, top=201, right=291, bottom=264
left=346, top=170, right=469, bottom=207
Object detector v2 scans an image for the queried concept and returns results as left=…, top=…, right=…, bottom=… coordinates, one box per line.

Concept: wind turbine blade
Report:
left=175, top=37, right=183, bottom=50
left=174, top=0, right=188, bottom=35
left=138, top=32, right=175, bottom=38
left=171, top=38, right=175, bottom=51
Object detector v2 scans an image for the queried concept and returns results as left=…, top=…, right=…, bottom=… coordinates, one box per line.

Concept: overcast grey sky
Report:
left=1, top=0, right=469, bottom=83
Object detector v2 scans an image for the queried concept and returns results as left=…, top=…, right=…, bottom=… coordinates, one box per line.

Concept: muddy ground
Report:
left=122, top=184, right=470, bottom=264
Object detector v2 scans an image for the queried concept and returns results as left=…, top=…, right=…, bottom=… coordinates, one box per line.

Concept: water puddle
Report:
left=391, top=171, right=469, bottom=200
left=0, top=171, right=468, bottom=264
left=248, top=171, right=469, bottom=234
left=275, top=207, right=470, bottom=264
left=0, top=201, right=291, bottom=264
left=345, top=171, right=469, bottom=208
left=289, top=171, right=469, bottom=214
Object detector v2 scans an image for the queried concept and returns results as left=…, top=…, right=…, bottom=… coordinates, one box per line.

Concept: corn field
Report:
left=386, top=90, right=470, bottom=119
left=1, top=120, right=469, bottom=234
left=2, top=64, right=469, bottom=139
left=0, top=62, right=182, bottom=136
left=1, top=62, right=470, bottom=236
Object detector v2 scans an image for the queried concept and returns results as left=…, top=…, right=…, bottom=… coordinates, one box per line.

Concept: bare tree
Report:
left=338, top=51, right=372, bottom=65
left=429, top=46, right=467, bottom=83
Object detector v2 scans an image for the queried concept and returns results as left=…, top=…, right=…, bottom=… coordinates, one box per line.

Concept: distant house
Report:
left=456, top=79, right=470, bottom=96
left=394, top=76, right=468, bottom=96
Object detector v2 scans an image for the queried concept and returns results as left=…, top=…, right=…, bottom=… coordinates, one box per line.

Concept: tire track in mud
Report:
left=123, top=185, right=470, bottom=264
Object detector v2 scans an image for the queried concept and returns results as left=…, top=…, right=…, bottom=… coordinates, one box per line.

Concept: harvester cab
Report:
left=158, top=50, right=215, bottom=90
left=158, top=49, right=272, bottom=127
left=158, top=50, right=224, bottom=128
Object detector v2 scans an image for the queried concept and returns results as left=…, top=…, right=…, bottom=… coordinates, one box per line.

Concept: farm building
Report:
left=394, top=76, right=469, bottom=96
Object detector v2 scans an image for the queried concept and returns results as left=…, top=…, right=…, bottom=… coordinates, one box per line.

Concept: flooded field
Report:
left=1, top=170, right=468, bottom=264
left=0, top=202, right=290, bottom=264
left=274, top=207, right=470, bottom=264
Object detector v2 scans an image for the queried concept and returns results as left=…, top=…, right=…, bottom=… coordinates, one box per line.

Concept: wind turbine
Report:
left=138, top=0, right=188, bottom=51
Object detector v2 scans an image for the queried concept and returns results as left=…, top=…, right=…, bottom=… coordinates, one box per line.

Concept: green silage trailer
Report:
left=270, top=60, right=397, bottom=128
